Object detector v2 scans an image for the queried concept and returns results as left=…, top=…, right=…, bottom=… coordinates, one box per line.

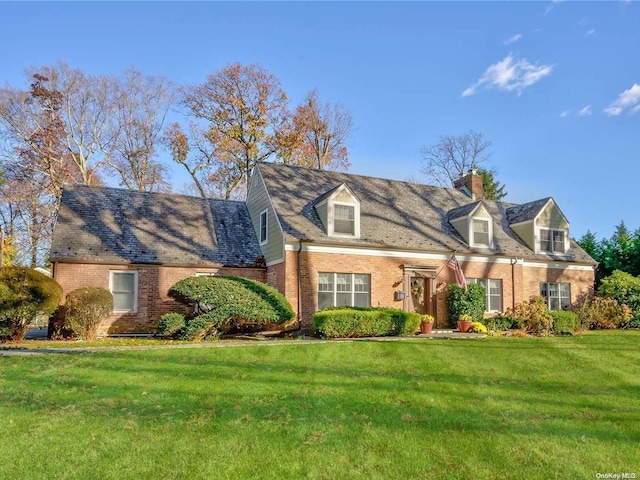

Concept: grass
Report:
left=1, top=331, right=639, bottom=479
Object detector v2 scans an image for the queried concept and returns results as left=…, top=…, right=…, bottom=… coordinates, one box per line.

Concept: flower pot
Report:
left=457, top=320, right=472, bottom=333
left=420, top=321, right=433, bottom=334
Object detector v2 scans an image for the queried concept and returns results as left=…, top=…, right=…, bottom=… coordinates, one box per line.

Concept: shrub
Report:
left=169, top=276, right=295, bottom=328
left=550, top=310, right=580, bottom=335
left=157, top=312, right=186, bottom=338
left=63, top=287, right=113, bottom=340
left=314, top=307, right=420, bottom=338
left=181, top=317, right=220, bottom=342
left=598, top=270, right=640, bottom=325
left=447, top=284, right=486, bottom=327
left=574, top=296, right=632, bottom=330
left=504, top=296, right=553, bottom=335
left=483, top=315, right=520, bottom=332
left=0, top=267, right=62, bottom=342
left=468, top=322, right=488, bottom=334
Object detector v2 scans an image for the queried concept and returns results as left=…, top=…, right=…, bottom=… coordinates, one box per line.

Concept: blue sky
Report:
left=1, top=1, right=638, bottom=240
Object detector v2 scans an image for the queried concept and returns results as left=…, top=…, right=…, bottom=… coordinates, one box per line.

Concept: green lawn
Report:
left=1, top=332, right=639, bottom=479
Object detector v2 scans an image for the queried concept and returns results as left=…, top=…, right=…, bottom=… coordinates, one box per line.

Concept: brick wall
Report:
left=279, top=251, right=595, bottom=332
left=53, top=262, right=266, bottom=335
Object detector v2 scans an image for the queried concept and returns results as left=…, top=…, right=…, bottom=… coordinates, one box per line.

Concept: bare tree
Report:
left=291, top=89, right=352, bottom=171
left=421, top=130, right=492, bottom=187
left=179, top=63, right=289, bottom=198
left=107, top=67, right=175, bottom=192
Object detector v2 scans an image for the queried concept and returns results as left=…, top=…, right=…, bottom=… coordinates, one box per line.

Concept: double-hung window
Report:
left=333, top=204, right=355, bottom=235
left=318, top=272, right=370, bottom=309
left=467, top=278, right=502, bottom=312
left=472, top=219, right=490, bottom=247
left=540, top=282, right=571, bottom=310
left=259, top=209, right=268, bottom=244
left=540, top=229, right=565, bottom=253
left=109, top=271, right=138, bottom=313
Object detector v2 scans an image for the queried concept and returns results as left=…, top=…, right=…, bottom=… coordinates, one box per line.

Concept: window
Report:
left=109, top=271, right=138, bottom=313
left=259, top=209, right=268, bottom=244
left=317, top=273, right=370, bottom=309
left=468, top=278, right=502, bottom=312
left=540, top=282, right=571, bottom=310
left=334, top=204, right=355, bottom=235
left=540, top=228, right=565, bottom=253
left=472, top=219, right=490, bottom=246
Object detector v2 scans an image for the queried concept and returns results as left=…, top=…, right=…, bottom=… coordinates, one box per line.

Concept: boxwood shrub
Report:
left=482, top=315, right=520, bottom=332
left=550, top=310, right=580, bottom=334
left=447, top=284, right=486, bottom=327
left=168, top=276, right=295, bottom=329
left=314, top=307, right=421, bottom=338
left=157, top=312, right=187, bottom=338
left=0, top=267, right=62, bottom=342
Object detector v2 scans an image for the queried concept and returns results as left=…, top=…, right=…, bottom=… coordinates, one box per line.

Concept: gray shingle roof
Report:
left=256, top=163, right=596, bottom=264
left=51, top=185, right=264, bottom=267
left=506, top=197, right=551, bottom=224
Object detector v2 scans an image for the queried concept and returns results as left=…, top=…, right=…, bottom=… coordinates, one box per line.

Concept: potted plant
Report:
left=457, top=313, right=473, bottom=333
left=420, top=314, right=435, bottom=334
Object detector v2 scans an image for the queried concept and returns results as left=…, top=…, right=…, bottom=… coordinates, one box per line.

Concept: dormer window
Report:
left=472, top=219, right=490, bottom=247
left=314, top=183, right=361, bottom=239
left=334, top=204, right=355, bottom=235
left=540, top=228, right=565, bottom=253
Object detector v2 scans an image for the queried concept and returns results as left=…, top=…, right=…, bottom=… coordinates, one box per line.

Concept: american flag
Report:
left=447, top=255, right=467, bottom=290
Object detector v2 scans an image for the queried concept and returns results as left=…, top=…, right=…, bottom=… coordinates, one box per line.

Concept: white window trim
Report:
left=318, top=272, right=370, bottom=308
left=470, top=217, right=492, bottom=248
left=259, top=209, right=268, bottom=245
left=109, top=270, right=138, bottom=314
left=329, top=201, right=360, bottom=238
left=540, top=282, right=571, bottom=310
left=468, top=278, right=502, bottom=313
left=537, top=227, right=568, bottom=254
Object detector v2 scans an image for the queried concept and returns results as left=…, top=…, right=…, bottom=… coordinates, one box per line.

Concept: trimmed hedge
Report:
left=157, top=312, right=186, bottom=338
left=168, top=276, right=295, bottom=328
left=482, top=315, right=520, bottom=332
left=63, top=287, right=113, bottom=340
left=0, top=267, right=62, bottom=342
left=550, top=310, right=580, bottom=334
left=314, top=307, right=421, bottom=338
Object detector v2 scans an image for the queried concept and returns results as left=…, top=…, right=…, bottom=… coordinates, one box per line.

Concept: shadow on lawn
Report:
left=3, top=347, right=639, bottom=448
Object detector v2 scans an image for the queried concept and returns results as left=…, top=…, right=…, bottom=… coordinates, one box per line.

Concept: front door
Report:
left=406, top=275, right=435, bottom=318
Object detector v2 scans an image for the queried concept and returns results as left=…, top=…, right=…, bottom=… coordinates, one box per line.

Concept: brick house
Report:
left=50, top=163, right=596, bottom=334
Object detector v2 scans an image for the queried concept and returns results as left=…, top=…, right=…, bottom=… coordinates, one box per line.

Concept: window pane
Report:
left=336, top=293, right=351, bottom=306
left=334, top=205, right=355, bottom=235
left=489, top=295, right=501, bottom=312
left=540, top=283, right=548, bottom=298
left=113, top=272, right=134, bottom=292
left=540, top=229, right=551, bottom=251
left=113, top=292, right=134, bottom=311
left=336, top=274, right=352, bottom=292
left=260, top=211, right=267, bottom=242
left=354, top=274, right=369, bottom=293
left=553, top=230, right=565, bottom=252
left=318, top=273, right=333, bottom=292
left=318, top=292, right=333, bottom=310
left=559, top=283, right=570, bottom=297
left=473, top=220, right=490, bottom=245
left=550, top=297, right=559, bottom=311
left=488, top=279, right=501, bottom=295
left=354, top=293, right=370, bottom=308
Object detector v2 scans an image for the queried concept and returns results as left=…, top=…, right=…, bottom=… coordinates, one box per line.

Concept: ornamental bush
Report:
left=550, top=310, right=580, bottom=335
left=504, top=296, right=553, bottom=335
left=482, top=315, right=520, bottom=332
left=314, top=307, right=421, bottom=338
left=168, top=276, right=295, bottom=329
left=63, top=287, right=113, bottom=340
left=574, top=295, right=632, bottom=330
left=597, top=270, right=640, bottom=325
left=468, top=321, right=488, bottom=334
left=156, top=312, right=186, bottom=338
left=0, top=267, right=62, bottom=342
left=447, top=284, right=486, bottom=327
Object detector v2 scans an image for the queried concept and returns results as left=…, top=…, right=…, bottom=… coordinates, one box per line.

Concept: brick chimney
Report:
left=453, top=169, right=484, bottom=201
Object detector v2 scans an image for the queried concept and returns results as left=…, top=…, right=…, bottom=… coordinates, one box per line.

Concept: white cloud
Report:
left=560, top=110, right=570, bottom=118
left=544, top=0, right=564, bottom=16
left=504, top=34, right=522, bottom=45
left=578, top=105, right=592, bottom=116
left=585, top=29, right=595, bottom=36
left=604, top=83, right=640, bottom=116
left=462, top=54, right=554, bottom=97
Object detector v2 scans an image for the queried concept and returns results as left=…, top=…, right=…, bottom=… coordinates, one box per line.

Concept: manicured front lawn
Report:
left=1, top=331, right=639, bottom=479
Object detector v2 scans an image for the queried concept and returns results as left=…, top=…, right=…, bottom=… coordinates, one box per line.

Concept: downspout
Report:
left=297, top=240, right=303, bottom=331
left=510, top=257, right=519, bottom=309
